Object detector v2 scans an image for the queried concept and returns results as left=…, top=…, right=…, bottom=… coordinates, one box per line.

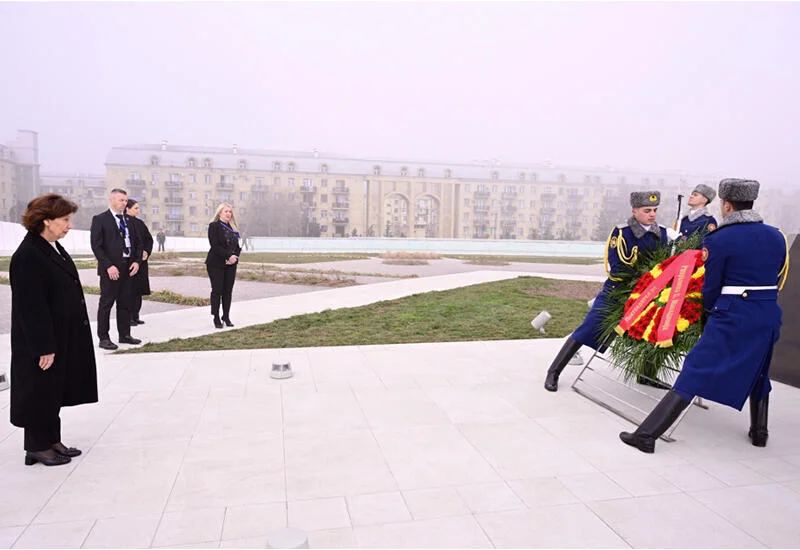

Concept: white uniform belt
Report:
left=720, top=285, right=777, bottom=294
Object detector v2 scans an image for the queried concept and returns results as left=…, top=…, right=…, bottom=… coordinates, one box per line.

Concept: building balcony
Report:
left=164, top=197, right=183, bottom=205
left=332, top=202, right=349, bottom=210
left=126, top=179, right=146, bottom=188
left=541, top=192, right=557, bottom=199
left=473, top=204, right=490, bottom=213
left=474, top=190, right=491, bottom=198
left=216, top=182, right=234, bottom=190
left=165, top=214, right=184, bottom=221
left=165, top=181, right=184, bottom=188
left=501, top=220, right=517, bottom=228
left=502, top=191, right=518, bottom=199
left=541, top=207, right=557, bottom=214
left=501, top=205, right=518, bottom=214
left=251, top=184, right=268, bottom=192
left=472, top=218, right=489, bottom=225
left=332, top=217, right=349, bottom=224
left=302, top=201, right=317, bottom=208
left=332, top=187, right=349, bottom=195
left=300, top=185, right=316, bottom=194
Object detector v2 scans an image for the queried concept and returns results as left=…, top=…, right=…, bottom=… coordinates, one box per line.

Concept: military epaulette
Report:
left=616, top=223, right=627, bottom=229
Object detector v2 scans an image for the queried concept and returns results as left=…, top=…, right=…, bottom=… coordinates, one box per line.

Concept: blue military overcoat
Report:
left=572, top=220, right=669, bottom=350
left=673, top=215, right=788, bottom=410
left=679, top=209, right=717, bottom=240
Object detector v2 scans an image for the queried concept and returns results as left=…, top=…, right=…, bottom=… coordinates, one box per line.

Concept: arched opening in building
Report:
left=383, top=192, right=410, bottom=237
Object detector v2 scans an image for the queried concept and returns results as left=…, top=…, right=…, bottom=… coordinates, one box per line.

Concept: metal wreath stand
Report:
left=570, top=334, right=707, bottom=443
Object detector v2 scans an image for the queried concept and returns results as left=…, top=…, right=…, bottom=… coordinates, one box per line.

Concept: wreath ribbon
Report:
left=614, top=249, right=702, bottom=348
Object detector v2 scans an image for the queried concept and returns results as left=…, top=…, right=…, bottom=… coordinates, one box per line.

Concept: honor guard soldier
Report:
left=620, top=178, right=790, bottom=453
left=679, top=183, right=718, bottom=240
left=544, top=190, right=669, bottom=391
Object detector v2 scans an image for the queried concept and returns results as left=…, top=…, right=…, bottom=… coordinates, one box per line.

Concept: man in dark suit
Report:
left=90, top=188, right=142, bottom=350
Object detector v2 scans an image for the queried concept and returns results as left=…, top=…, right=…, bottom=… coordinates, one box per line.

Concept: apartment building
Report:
left=38, top=173, right=108, bottom=229
left=107, top=141, right=737, bottom=240
left=0, top=130, right=40, bottom=223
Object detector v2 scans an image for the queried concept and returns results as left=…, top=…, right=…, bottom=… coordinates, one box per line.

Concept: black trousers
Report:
left=207, top=264, right=237, bottom=317
left=24, top=415, right=61, bottom=452
left=157, top=241, right=165, bottom=252
left=131, top=293, right=143, bottom=321
left=97, top=261, right=133, bottom=340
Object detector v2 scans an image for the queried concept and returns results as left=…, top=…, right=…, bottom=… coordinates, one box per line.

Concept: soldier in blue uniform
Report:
left=620, top=179, right=790, bottom=453
left=679, top=183, right=718, bottom=239
left=544, top=191, right=669, bottom=391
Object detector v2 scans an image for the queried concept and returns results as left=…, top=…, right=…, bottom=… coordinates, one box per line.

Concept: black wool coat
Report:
left=10, top=232, right=98, bottom=428
left=205, top=221, right=242, bottom=268
left=129, top=216, right=153, bottom=295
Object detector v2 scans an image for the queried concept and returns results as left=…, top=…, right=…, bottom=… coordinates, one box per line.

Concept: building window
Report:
left=519, top=200, right=524, bottom=209
left=321, top=210, right=328, bottom=219
left=288, top=193, right=295, bottom=201
left=529, top=200, right=536, bottom=208
left=204, top=174, right=211, bottom=184
left=519, top=172, right=526, bottom=181
left=492, top=199, right=497, bottom=207
left=238, top=159, right=247, bottom=170
left=202, top=158, right=213, bottom=169
left=273, top=177, right=280, bottom=186
left=189, top=206, right=197, bottom=216
left=189, top=174, right=196, bottom=184
left=240, top=207, right=246, bottom=215
left=204, top=192, right=211, bottom=200
left=321, top=194, right=328, bottom=203
left=463, top=213, right=470, bottom=222
left=531, top=172, right=538, bottom=182
left=240, top=192, right=247, bottom=200
left=273, top=161, right=281, bottom=171
left=151, top=189, right=159, bottom=199
left=205, top=206, right=212, bottom=216
left=491, top=171, right=499, bottom=180
left=288, top=162, right=296, bottom=172
left=187, top=158, right=196, bottom=168
left=444, top=169, right=452, bottom=178
left=303, top=178, right=312, bottom=186
left=321, top=179, right=328, bottom=187
left=152, top=206, right=159, bottom=214
left=256, top=177, right=264, bottom=186
left=170, top=173, right=181, bottom=182
left=417, top=168, right=425, bottom=177
left=190, top=223, right=198, bottom=232
left=464, top=183, right=471, bottom=192
left=373, top=165, right=381, bottom=176
left=151, top=172, right=159, bottom=183
left=400, top=167, right=408, bottom=177
left=320, top=163, right=329, bottom=174
left=492, top=185, right=498, bottom=193
left=150, top=155, right=160, bottom=167
left=288, top=178, right=295, bottom=187
left=464, top=198, right=470, bottom=207
left=188, top=191, right=197, bottom=199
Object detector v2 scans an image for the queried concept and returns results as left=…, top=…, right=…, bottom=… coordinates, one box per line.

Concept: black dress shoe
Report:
left=222, top=317, right=234, bottom=327
left=99, top=339, right=118, bottom=350
left=25, top=450, right=71, bottom=466
left=213, top=316, right=223, bottom=329
left=118, top=335, right=142, bottom=345
left=52, top=442, right=82, bottom=457
left=131, top=319, right=145, bottom=325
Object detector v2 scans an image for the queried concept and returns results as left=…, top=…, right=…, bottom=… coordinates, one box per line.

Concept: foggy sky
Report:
left=1, top=2, right=799, bottom=183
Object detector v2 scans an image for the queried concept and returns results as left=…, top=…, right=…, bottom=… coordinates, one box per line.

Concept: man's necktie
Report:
left=116, top=214, right=130, bottom=256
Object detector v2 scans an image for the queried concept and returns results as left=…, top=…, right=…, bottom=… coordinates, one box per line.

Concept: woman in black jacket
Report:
left=125, top=198, right=153, bottom=325
left=206, top=202, right=242, bottom=328
left=10, top=194, right=98, bottom=467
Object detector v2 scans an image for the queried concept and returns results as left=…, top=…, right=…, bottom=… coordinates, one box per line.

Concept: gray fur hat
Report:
left=718, top=179, right=760, bottom=202
left=693, top=183, right=716, bottom=203
left=630, top=190, right=661, bottom=208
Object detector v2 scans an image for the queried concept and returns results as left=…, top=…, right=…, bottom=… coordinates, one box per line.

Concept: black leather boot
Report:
left=620, top=390, right=690, bottom=453
left=221, top=293, right=234, bottom=327
left=748, top=395, right=769, bottom=447
left=544, top=336, right=582, bottom=392
left=211, top=294, right=223, bottom=329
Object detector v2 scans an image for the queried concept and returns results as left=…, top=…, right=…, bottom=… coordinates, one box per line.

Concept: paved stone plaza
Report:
left=1, top=265, right=800, bottom=548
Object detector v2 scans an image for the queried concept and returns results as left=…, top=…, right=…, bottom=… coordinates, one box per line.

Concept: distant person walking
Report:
left=206, top=203, right=242, bottom=329
left=156, top=229, right=166, bottom=252
left=90, top=188, right=141, bottom=350
left=126, top=198, right=153, bottom=326
left=10, top=194, right=98, bottom=467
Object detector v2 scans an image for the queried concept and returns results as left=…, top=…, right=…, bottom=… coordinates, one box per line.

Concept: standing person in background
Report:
left=679, top=183, right=718, bottom=240
left=544, top=191, right=670, bottom=392
left=156, top=229, right=166, bottom=252
left=10, top=194, right=98, bottom=467
left=126, top=198, right=153, bottom=326
left=90, top=188, right=141, bottom=350
left=206, top=203, right=242, bottom=329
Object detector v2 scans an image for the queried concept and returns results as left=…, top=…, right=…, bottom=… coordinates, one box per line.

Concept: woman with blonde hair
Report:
left=205, top=203, right=242, bottom=328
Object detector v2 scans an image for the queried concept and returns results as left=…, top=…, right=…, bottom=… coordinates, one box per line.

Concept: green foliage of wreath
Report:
left=597, top=231, right=705, bottom=385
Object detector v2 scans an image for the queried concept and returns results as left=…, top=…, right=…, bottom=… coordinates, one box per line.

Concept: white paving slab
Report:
left=1, top=270, right=799, bottom=548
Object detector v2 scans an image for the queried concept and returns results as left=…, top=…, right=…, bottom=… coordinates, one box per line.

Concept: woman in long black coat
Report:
left=10, top=194, right=98, bottom=467
left=126, top=198, right=153, bottom=325
left=206, top=202, right=242, bottom=329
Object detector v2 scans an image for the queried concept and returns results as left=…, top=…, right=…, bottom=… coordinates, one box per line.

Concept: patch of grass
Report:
left=379, top=251, right=442, bottom=260
left=120, top=276, right=592, bottom=353
left=1, top=256, right=96, bottom=270
left=77, top=284, right=208, bottom=306
left=443, top=254, right=602, bottom=265
left=464, top=258, right=511, bottom=266
left=73, top=260, right=98, bottom=269
left=155, top=251, right=376, bottom=264
left=381, top=259, right=430, bottom=265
